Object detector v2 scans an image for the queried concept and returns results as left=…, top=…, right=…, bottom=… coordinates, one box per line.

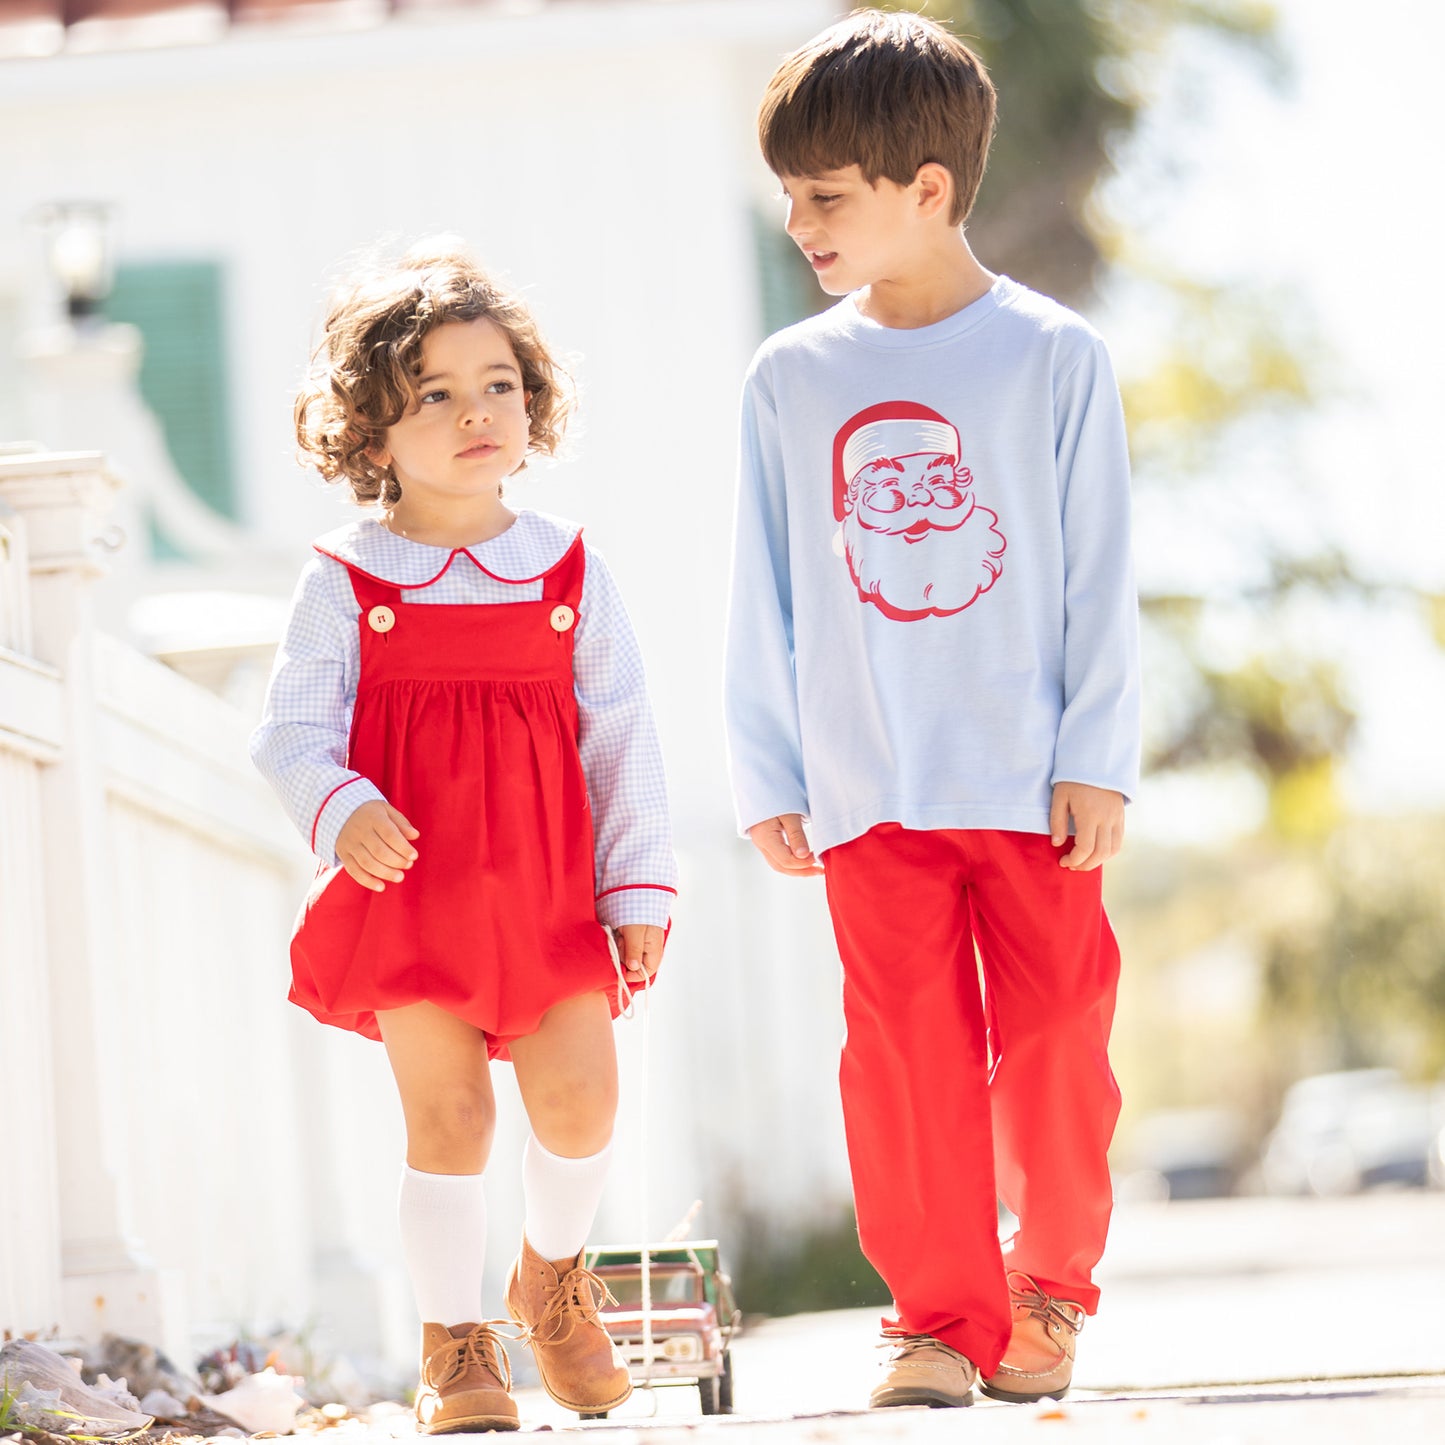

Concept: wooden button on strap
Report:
left=367, top=605, right=396, bottom=634
left=549, top=604, right=576, bottom=632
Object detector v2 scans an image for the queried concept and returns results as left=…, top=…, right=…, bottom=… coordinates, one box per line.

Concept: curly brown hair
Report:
left=295, top=238, right=574, bottom=506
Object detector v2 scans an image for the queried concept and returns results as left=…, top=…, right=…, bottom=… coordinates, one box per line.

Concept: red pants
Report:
left=823, top=824, right=1121, bottom=1375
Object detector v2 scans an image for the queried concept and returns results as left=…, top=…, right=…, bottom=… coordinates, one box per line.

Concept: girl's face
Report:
left=374, top=317, right=532, bottom=508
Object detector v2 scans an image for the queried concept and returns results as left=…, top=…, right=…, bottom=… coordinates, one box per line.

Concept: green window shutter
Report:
left=105, top=260, right=236, bottom=522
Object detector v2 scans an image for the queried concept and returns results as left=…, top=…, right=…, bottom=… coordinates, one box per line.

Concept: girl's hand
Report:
left=614, top=924, right=666, bottom=983
left=336, top=800, right=420, bottom=891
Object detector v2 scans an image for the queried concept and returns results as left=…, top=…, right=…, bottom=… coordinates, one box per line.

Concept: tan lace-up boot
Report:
left=504, top=1237, right=632, bottom=1413
left=414, top=1322, right=519, bottom=1434
left=870, top=1331, right=977, bottom=1408
left=978, top=1271, right=1085, bottom=1403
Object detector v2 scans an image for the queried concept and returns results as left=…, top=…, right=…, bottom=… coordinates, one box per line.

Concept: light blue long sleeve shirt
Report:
left=724, top=276, right=1141, bottom=853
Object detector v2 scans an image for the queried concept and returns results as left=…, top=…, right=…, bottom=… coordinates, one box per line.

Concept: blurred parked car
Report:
left=1116, top=1107, right=1251, bottom=1201
left=1261, top=1068, right=1440, bottom=1196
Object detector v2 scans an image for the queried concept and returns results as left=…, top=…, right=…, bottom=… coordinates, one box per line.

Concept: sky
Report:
left=1100, top=0, right=1445, bottom=839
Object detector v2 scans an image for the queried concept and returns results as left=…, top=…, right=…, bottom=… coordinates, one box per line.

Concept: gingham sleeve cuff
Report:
left=596, top=884, right=676, bottom=930
left=311, top=774, right=387, bottom=865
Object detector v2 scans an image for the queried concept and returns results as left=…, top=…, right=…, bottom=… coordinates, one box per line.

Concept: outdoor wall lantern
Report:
left=34, top=201, right=115, bottom=321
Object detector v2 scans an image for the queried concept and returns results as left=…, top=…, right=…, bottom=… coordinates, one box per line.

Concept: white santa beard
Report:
left=842, top=503, right=1005, bottom=618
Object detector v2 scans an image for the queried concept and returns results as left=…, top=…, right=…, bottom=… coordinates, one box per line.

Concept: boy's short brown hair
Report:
left=758, top=8, right=996, bottom=224
left=295, top=238, right=572, bottom=507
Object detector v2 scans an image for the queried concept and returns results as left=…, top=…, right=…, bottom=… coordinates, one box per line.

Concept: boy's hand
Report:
left=747, top=813, right=825, bottom=877
left=336, top=799, right=420, bottom=891
left=614, top=924, right=666, bottom=983
left=1050, top=782, right=1124, bottom=871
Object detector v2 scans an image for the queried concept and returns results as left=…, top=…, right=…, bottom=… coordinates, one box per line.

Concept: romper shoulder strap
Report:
left=334, top=559, right=403, bottom=612
left=541, top=532, right=586, bottom=610
left=313, top=546, right=406, bottom=611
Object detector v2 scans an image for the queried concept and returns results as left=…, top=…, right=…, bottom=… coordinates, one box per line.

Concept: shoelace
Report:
left=425, top=1322, right=516, bottom=1392
left=1005, top=1271, right=1085, bottom=1336
left=878, top=1330, right=969, bottom=1364
left=523, top=1264, right=619, bottom=1347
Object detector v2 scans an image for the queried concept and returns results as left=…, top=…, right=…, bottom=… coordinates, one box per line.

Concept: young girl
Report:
left=251, top=240, right=676, bottom=1434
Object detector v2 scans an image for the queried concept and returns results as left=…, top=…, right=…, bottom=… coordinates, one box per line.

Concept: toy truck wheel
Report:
left=698, top=1371, right=722, bottom=1415
left=717, top=1349, right=734, bottom=1413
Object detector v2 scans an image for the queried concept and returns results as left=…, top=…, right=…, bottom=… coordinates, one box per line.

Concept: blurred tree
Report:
left=1260, top=819, right=1445, bottom=1076
left=894, top=0, right=1282, bottom=303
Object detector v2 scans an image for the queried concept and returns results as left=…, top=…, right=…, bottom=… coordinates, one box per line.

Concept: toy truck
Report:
left=580, top=1240, right=740, bottom=1416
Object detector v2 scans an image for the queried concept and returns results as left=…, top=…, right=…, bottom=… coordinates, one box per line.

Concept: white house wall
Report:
left=1, top=0, right=858, bottom=1363
left=0, top=0, right=837, bottom=818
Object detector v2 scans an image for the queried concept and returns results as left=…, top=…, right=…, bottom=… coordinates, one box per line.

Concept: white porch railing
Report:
left=0, top=448, right=406, bottom=1370
left=0, top=460, right=67, bottom=1342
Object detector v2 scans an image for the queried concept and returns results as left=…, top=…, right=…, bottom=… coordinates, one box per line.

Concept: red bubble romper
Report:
left=287, top=533, right=628, bottom=1059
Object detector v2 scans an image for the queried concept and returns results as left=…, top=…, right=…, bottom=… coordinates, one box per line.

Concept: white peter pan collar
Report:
left=313, top=509, right=582, bottom=587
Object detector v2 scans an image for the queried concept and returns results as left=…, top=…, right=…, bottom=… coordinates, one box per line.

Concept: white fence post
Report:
left=0, top=472, right=64, bottom=1337
left=0, top=449, right=186, bottom=1359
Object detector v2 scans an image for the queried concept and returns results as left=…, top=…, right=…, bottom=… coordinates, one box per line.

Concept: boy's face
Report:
left=778, top=165, right=923, bottom=297
left=374, top=317, right=532, bottom=505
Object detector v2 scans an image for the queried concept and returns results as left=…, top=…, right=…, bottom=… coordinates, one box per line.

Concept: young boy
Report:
left=724, top=9, right=1140, bottom=1411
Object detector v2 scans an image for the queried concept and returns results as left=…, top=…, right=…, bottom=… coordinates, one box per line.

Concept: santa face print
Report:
left=832, top=402, right=1006, bottom=622
left=852, top=453, right=975, bottom=537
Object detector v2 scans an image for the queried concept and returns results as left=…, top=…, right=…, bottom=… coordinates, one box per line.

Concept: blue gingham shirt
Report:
left=250, top=509, right=677, bottom=929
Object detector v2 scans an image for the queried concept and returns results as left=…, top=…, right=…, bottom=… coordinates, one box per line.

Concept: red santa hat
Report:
left=832, top=401, right=962, bottom=520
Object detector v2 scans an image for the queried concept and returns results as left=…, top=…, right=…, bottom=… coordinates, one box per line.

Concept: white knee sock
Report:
left=522, top=1134, right=613, bottom=1261
left=398, top=1166, right=487, bottom=1327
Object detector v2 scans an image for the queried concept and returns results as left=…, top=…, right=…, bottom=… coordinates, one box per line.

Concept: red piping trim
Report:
left=314, top=546, right=455, bottom=588
left=462, top=534, right=583, bottom=585
left=595, top=884, right=679, bottom=901
left=314, top=528, right=584, bottom=589
left=310, top=775, right=365, bottom=851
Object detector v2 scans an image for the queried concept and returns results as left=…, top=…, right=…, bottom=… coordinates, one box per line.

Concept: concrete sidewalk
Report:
left=508, top=1379, right=1445, bottom=1440
left=352, top=1193, right=1445, bottom=1439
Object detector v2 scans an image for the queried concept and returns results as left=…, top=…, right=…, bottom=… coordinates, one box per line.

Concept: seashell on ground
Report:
left=199, top=1368, right=307, bottom=1436
left=0, top=1341, right=152, bottom=1438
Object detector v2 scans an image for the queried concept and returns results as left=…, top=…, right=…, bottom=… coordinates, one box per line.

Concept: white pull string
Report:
left=609, top=938, right=657, bottom=1400
left=638, top=975, right=654, bottom=1392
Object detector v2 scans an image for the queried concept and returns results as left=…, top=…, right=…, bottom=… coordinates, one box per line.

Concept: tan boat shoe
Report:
left=977, top=1271, right=1085, bottom=1403
left=869, top=1330, right=977, bottom=1409
left=414, top=1321, right=519, bottom=1434
left=504, top=1236, right=632, bottom=1414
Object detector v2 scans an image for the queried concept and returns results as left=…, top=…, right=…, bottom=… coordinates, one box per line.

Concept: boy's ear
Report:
left=913, top=162, right=955, bottom=222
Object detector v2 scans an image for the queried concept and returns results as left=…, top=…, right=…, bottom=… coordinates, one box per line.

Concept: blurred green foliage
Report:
left=730, top=1206, right=890, bottom=1318
left=1261, top=820, right=1445, bottom=1077
left=907, top=0, right=1281, bottom=303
